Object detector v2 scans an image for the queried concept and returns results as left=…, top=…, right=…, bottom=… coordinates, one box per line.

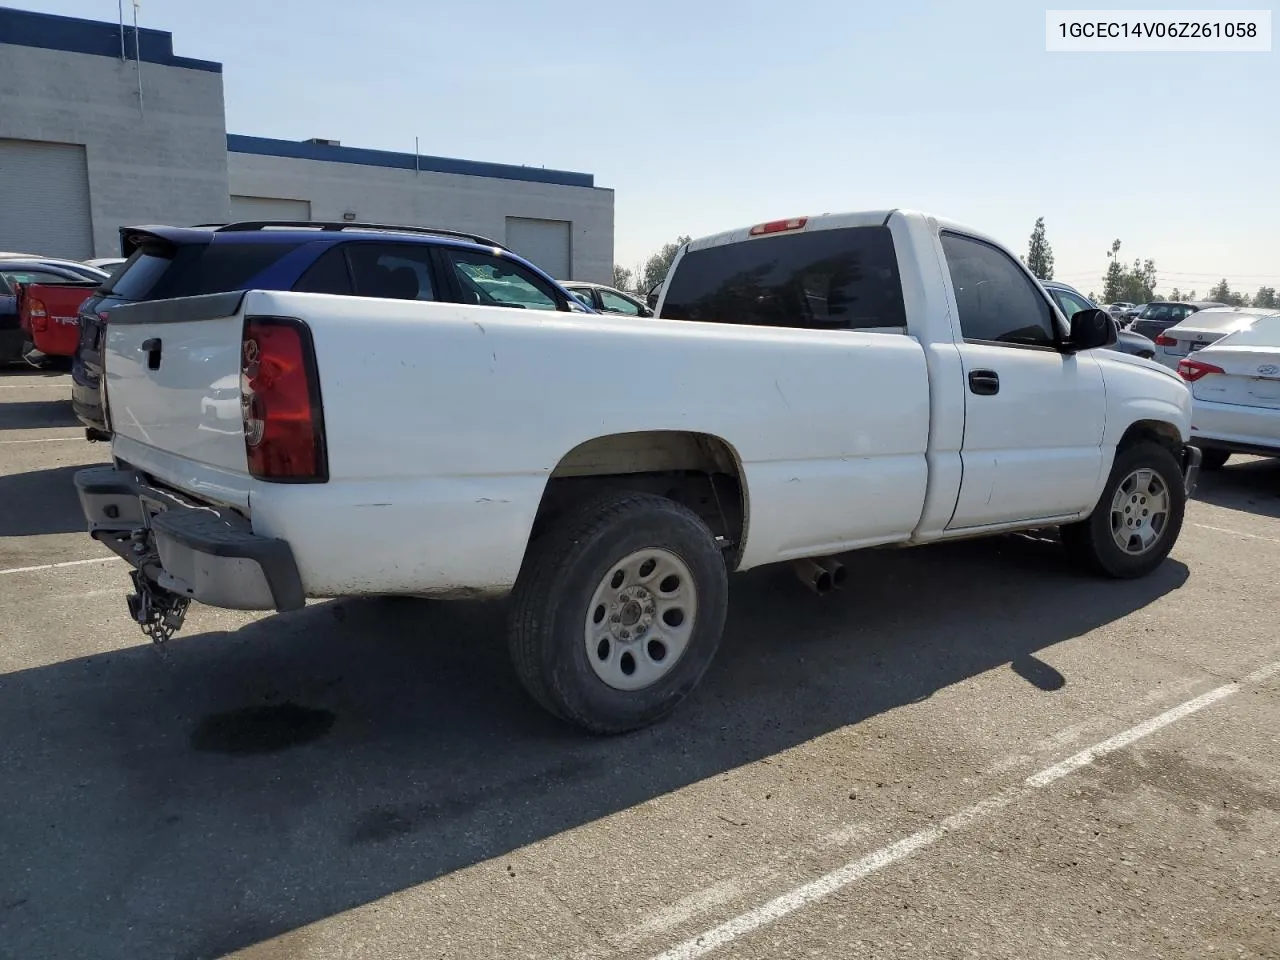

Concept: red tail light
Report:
left=1177, top=359, right=1224, bottom=382
left=1154, top=334, right=1177, bottom=346
left=749, top=217, right=808, bottom=236
left=29, top=298, right=48, bottom=332
left=241, top=317, right=327, bottom=482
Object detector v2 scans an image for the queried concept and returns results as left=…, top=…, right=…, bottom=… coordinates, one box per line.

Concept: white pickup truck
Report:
left=75, top=210, right=1200, bottom=733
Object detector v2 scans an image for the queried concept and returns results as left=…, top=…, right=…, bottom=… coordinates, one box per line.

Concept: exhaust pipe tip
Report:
left=818, top=557, right=848, bottom=590
left=793, top=558, right=834, bottom=595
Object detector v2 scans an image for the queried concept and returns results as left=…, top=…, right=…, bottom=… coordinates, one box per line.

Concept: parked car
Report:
left=561, top=281, right=651, bottom=316
left=70, top=220, right=590, bottom=440
left=1178, top=312, right=1280, bottom=469
left=0, top=259, right=108, bottom=363
left=18, top=278, right=103, bottom=363
left=1152, top=306, right=1272, bottom=370
left=0, top=254, right=111, bottom=283
left=1041, top=282, right=1156, bottom=359
left=1130, top=301, right=1227, bottom=341
left=73, top=209, right=1198, bottom=733
left=84, top=257, right=128, bottom=271
left=1106, top=302, right=1135, bottom=325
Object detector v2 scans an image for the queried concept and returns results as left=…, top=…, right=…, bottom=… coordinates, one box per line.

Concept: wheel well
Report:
left=531, top=431, right=747, bottom=562
left=1118, top=419, right=1183, bottom=456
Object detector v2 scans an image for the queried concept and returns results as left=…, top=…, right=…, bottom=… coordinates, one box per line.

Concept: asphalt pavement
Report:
left=0, top=370, right=1276, bottom=960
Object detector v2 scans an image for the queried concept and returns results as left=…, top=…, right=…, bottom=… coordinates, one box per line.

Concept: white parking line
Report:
left=649, top=660, right=1280, bottom=960
left=0, top=436, right=82, bottom=445
left=0, top=556, right=117, bottom=576
left=1190, top=522, right=1280, bottom=544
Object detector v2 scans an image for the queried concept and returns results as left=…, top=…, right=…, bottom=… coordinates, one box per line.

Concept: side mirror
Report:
left=1065, top=308, right=1117, bottom=352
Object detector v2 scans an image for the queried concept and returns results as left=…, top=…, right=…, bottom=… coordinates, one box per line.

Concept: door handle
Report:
left=968, top=369, right=999, bottom=396
left=141, top=337, right=162, bottom=371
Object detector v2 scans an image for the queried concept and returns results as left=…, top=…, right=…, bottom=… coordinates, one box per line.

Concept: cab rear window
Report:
left=661, top=226, right=907, bottom=332
left=106, top=241, right=303, bottom=302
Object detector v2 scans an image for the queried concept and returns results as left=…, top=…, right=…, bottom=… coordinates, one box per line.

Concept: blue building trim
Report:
left=0, top=5, right=222, bottom=73
left=226, top=134, right=595, bottom=189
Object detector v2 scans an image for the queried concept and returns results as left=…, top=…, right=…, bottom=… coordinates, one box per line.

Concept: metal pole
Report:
left=414, top=136, right=420, bottom=176
left=133, top=1, right=144, bottom=115
left=118, top=0, right=126, bottom=60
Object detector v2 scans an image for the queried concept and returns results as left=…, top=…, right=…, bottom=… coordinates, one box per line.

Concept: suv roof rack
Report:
left=213, top=220, right=509, bottom=250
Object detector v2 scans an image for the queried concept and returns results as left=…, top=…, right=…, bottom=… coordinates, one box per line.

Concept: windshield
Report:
left=104, top=240, right=303, bottom=301
left=1138, top=303, right=1194, bottom=322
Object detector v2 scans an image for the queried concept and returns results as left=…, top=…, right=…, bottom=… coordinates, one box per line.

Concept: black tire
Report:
left=507, top=492, right=728, bottom=734
left=1061, top=441, right=1185, bottom=579
left=1198, top=447, right=1231, bottom=471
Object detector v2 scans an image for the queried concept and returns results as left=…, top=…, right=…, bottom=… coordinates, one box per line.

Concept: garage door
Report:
left=0, top=139, right=93, bottom=259
left=505, top=217, right=571, bottom=280
left=230, top=196, right=312, bottom=222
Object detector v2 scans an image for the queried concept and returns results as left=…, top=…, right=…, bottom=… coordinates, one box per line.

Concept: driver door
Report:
left=941, top=233, right=1107, bottom=528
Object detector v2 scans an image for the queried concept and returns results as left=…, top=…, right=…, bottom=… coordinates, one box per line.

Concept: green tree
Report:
left=1102, top=240, right=1125, bottom=302
left=1168, top=287, right=1183, bottom=302
left=639, top=235, right=691, bottom=295
left=1252, top=286, right=1277, bottom=309
left=612, top=264, right=634, bottom=291
left=1207, top=279, right=1249, bottom=307
left=1101, top=240, right=1157, bottom=303
left=1024, top=216, right=1055, bottom=280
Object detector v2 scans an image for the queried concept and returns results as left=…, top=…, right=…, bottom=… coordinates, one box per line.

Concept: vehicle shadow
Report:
left=0, top=398, right=79, bottom=430
left=0, top=464, right=92, bottom=536
left=1193, top=457, right=1280, bottom=519
left=0, top=536, right=1188, bottom=960
left=0, top=366, right=66, bottom=379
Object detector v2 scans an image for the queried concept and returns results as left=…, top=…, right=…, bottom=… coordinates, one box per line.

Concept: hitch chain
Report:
left=125, top=532, right=189, bottom=644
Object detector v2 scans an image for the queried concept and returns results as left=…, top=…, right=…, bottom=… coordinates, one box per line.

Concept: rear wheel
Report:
left=508, top=492, right=728, bottom=734
left=1198, top=447, right=1231, bottom=471
left=1061, top=441, right=1185, bottom=578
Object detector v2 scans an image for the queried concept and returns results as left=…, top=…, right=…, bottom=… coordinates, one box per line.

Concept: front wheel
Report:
left=1061, top=441, right=1186, bottom=578
left=507, top=492, right=729, bottom=734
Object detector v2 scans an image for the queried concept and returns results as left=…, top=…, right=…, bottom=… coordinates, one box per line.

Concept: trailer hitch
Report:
left=126, top=566, right=189, bottom=645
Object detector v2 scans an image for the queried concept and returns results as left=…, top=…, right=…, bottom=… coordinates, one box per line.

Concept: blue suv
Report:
left=72, top=221, right=594, bottom=438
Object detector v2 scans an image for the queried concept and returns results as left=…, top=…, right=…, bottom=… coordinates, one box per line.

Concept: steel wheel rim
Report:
left=585, top=548, right=698, bottom=691
left=1109, top=468, right=1170, bottom=555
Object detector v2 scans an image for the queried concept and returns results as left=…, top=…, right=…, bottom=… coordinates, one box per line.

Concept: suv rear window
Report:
left=660, top=226, right=907, bottom=331
left=106, top=240, right=303, bottom=302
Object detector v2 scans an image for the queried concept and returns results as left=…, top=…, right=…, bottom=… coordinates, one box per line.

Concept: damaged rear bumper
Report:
left=73, top=466, right=304, bottom=612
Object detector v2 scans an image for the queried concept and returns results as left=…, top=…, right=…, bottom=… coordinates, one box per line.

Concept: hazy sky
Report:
left=26, top=0, right=1280, bottom=295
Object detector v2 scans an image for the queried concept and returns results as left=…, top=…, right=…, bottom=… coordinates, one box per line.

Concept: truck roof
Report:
left=683, top=210, right=1017, bottom=257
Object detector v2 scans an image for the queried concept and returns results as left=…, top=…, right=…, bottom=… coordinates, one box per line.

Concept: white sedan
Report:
left=1154, top=306, right=1272, bottom=370
left=1179, top=312, right=1280, bottom=469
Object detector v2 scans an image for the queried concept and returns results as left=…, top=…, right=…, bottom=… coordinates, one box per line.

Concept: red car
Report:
left=17, top=280, right=102, bottom=359
left=0, top=259, right=108, bottom=364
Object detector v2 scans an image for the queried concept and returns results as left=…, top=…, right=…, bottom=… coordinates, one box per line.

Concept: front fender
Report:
left=1099, top=352, right=1192, bottom=448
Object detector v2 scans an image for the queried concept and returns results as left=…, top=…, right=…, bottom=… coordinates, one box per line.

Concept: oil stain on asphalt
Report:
left=190, top=702, right=336, bottom=755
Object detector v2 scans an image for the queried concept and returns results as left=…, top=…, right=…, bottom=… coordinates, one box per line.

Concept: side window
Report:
left=659, top=226, right=907, bottom=332
left=599, top=289, right=642, bottom=315
left=292, top=246, right=353, bottom=295
left=1, top=269, right=72, bottom=285
left=345, top=243, right=438, bottom=301
left=940, top=233, right=1057, bottom=347
left=1054, top=289, right=1093, bottom=319
left=444, top=250, right=561, bottom=311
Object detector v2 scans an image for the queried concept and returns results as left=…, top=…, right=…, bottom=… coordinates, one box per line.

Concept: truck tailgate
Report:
left=18, top=281, right=99, bottom=357
left=103, top=291, right=249, bottom=477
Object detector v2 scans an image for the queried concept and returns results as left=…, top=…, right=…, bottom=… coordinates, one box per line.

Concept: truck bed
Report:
left=103, top=289, right=933, bottom=597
